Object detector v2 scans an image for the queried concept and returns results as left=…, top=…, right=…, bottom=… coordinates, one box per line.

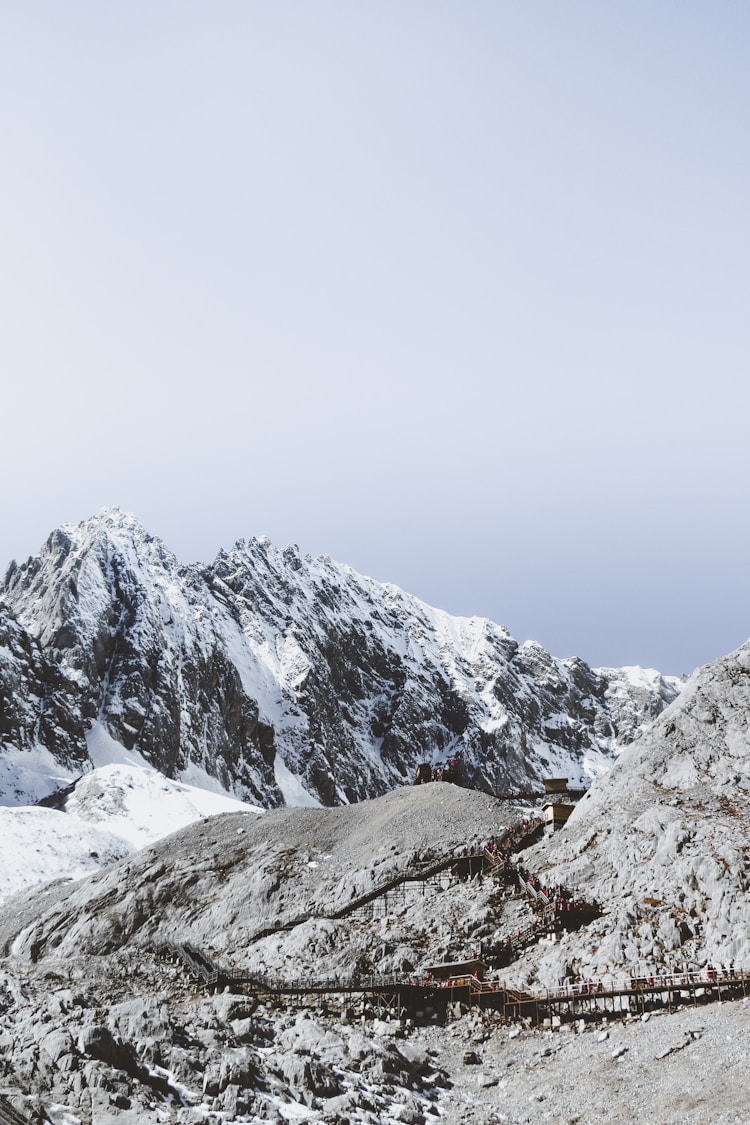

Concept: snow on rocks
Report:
left=0, top=763, right=261, bottom=904
left=1, top=508, right=681, bottom=808
left=0, top=626, right=749, bottom=1123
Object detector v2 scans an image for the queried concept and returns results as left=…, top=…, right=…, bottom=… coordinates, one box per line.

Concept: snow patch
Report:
left=0, top=746, right=79, bottom=807
left=0, top=764, right=263, bottom=903
left=274, top=755, right=322, bottom=808
left=86, top=721, right=152, bottom=770
left=0, top=805, right=131, bottom=903
left=68, top=764, right=261, bottom=845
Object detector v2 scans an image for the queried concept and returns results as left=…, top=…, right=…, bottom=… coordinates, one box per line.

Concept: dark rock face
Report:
left=0, top=509, right=681, bottom=807
left=2, top=515, right=280, bottom=806
left=0, top=599, right=90, bottom=802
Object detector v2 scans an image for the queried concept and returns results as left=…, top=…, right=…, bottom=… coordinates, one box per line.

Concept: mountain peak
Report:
left=1, top=512, right=683, bottom=809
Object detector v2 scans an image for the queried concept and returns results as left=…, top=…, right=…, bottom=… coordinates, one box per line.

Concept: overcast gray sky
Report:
left=2, top=1, right=748, bottom=676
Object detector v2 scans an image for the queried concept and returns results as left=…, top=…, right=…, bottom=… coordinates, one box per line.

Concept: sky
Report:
left=1, top=1, right=748, bottom=677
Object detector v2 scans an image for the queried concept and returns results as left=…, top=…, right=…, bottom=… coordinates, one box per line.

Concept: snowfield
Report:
left=0, top=763, right=261, bottom=903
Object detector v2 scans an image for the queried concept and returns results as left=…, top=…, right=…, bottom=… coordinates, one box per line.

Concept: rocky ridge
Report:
left=516, top=635, right=750, bottom=986
left=0, top=509, right=680, bottom=808
left=1, top=636, right=748, bottom=1122
left=3, top=683, right=750, bottom=1125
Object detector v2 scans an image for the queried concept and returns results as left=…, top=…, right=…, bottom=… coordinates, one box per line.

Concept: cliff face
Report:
left=0, top=509, right=680, bottom=807
left=0, top=598, right=90, bottom=803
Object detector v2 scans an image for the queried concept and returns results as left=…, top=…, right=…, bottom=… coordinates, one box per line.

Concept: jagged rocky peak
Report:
left=1, top=510, right=682, bottom=808
left=2, top=510, right=280, bottom=807
left=2, top=507, right=181, bottom=678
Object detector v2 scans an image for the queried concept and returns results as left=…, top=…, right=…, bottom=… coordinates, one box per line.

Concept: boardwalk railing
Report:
left=157, top=938, right=750, bottom=1021
left=155, top=938, right=750, bottom=1025
left=157, top=803, right=730, bottom=1028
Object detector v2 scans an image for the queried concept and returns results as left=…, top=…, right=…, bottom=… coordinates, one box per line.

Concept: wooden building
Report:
left=542, top=801, right=575, bottom=831
left=543, top=777, right=569, bottom=795
left=422, top=957, right=487, bottom=983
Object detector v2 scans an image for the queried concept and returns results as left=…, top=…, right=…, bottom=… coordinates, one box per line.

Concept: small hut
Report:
left=542, top=801, right=575, bottom=831
left=413, top=763, right=432, bottom=785
left=422, top=957, right=487, bottom=984
left=543, top=777, right=569, bottom=795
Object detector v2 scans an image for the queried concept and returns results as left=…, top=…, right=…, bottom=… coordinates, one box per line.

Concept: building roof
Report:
left=422, top=958, right=487, bottom=978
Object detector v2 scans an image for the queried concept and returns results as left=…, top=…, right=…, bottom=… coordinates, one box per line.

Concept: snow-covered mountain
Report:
left=1, top=636, right=750, bottom=1124
left=0, top=508, right=681, bottom=808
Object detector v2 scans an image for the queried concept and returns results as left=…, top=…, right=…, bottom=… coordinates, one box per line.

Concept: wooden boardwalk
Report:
left=156, top=940, right=750, bottom=1027
left=155, top=808, right=741, bottom=1028
left=465, top=969, right=750, bottom=1023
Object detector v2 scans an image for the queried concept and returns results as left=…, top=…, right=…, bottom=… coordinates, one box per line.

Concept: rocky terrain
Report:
left=1, top=625, right=750, bottom=1124
left=520, top=635, right=750, bottom=986
left=0, top=509, right=680, bottom=809
left=2, top=512, right=748, bottom=1124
